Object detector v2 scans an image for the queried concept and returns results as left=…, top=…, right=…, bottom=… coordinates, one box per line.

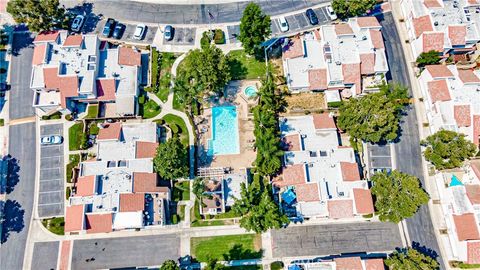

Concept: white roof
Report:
left=113, top=212, right=143, bottom=229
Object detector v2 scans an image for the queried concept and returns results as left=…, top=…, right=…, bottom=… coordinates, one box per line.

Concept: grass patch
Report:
left=173, top=181, right=190, bottom=202
left=151, top=47, right=160, bottom=88
left=151, top=52, right=177, bottom=102
left=227, top=50, right=266, bottom=80
left=0, top=118, right=4, bottom=126
left=69, top=122, right=84, bottom=151
left=88, top=122, right=100, bottom=136
left=41, top=217, right=64, bottom=235
left=191, top=219, right=228, bottom=227
left=161, top=114, right=189, bottom=146
left=214, top=210, right=241, bottom=219
left=173, top=91, right=185, bottom=111
left=41, top=111, right=62, bottom=120
left=85, top=104, right=99, bottom=119
left=142, top=99, right=161, bottom=119
left=157, top=73, right=171, bottom=102
left=66, top=154, right=80, bottom=183
left=178, top=205, right=186, bottom=221
left=191, top=234, right=262, bottom=262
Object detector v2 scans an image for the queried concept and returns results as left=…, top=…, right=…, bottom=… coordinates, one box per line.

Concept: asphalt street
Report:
left=378, top=12, right=445, bottom=269
left=31, top=241, right=60, bottom=270
left=61, top=0, right=329, bottom=24
left=271, top=222, right=402, bottom=258
left=70, top=234, right=181, bottom=270
left=0, top=32, right=37, bottom=270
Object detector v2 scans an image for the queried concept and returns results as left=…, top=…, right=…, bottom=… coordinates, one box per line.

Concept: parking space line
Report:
left=40, top=155, right=63, bottom=159
left=39, top=178, right=63, bottom=182
left=38, top=202, right=64, bottom=206
left=320, top=7, right=329, bottom=21
left=40, top=144, right=63, bottom=149
left=39, top=190, right=63, bottom=194
left=40, top=167, right=61, bottom=171
left=370, top=155, right=392, bottom=158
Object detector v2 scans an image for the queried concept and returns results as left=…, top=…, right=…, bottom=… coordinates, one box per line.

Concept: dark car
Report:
left=164, top=25, right=174, bottom=41
left=306, top=9, right=319, bottom=25
left=112, top=23, right=126, bottom=39
left=102, top=18, right=116, bottom=37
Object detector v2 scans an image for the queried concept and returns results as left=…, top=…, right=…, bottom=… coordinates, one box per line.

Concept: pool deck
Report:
left=196, top=80, right=260, bottom=172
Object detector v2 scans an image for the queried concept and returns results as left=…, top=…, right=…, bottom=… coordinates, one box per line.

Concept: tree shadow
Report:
left=10, top=30, right=34, bottom=57
left=222, top=244, right=263, bottom=261
left=412, top=241, right=439, bottom=260
left=66, top=3, right=101, bottom=34
left=1, top=199, right=25, bottom=244
left=228, top=58, right=247, bottom=80
left=5, top=155, right=20, bottom=194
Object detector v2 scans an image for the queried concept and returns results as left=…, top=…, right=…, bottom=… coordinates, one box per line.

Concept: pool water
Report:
left=244, top=85, right=258, bottom=98
left=208, top=106, right=240, bottom=155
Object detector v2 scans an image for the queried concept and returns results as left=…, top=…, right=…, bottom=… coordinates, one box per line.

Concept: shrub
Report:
left=271, top=261, right=284, bottom=270
left=327, top=101, right=343, bottom=108
left=362, top=213, right=374, bottom=218
left=65, top=114, right=73, bottom=121
left=171, top=214, right=179, bottom=224
left=89, top=123, right=100, bottom=135
left=201, top=31, right=212, bottom=49
left=0, top=118, right=4, bottom=126
left=138, top=95, right=146, bottom=104
left=213, top=29, right=225, bottom=44
left=66, top=187, right=71, bottom=199
left=169, top=123, right=179, bottom=134
left=155, top=119, right=165, bottom=125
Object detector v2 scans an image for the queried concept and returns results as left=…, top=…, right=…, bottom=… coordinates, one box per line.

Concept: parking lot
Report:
left=271, top=7, right=330, bottom=36
left=366, top=143, right=393, bottom=176
left=162, top=27, right=196, bottom=46
left=38, top=124, right=65, bottom=218
left=31, top=241, right=59, bottom=270
left=94, top=20, right=158, bottom=45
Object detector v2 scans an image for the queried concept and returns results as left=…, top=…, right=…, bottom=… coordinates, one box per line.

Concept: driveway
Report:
left=378, top=12, right=445, bottom=268
left=271, top=6, right=330, bottom=36
left=38, top=124, right=65, bottom=218
left=271, top=222, right=402, bottom=258
left=71, top=234, right=181, bottom=270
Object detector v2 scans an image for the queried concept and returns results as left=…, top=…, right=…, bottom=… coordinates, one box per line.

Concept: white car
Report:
left=326, top=6, right=338, bottom=20
left=279, top=16, right=289, bottom=32
left=41, top=135, right=63, bottom=145
left=133, top=24, right=146, bottom=40
left=71, top=15, right=85, bottom=32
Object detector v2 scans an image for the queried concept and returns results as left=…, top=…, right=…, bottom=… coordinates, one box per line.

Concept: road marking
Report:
left=39, top=178, right=63, bottom=182
left=9, top=116, right=36, bottom=126
left=40, top=167, right=61, bottom=171
left=38, top=202, right=64, bottom=206
left=41, top=155, right=64, bottom=160
left=39, top=190, right=62, bottom=194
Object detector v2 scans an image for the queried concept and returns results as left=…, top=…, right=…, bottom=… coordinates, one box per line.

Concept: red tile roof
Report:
left=63, top=35, right=83, bottom=47
left=274, top=164, right=306, bottom=187
left=283, top=37, right=304, bottom=59
left=308, top=69, right=328, bottom=90
left=469, top=0, right=480, bottom=5
left=75, top=175, right=96, bottom=197
left=422, top=32, right=444, bottom=53
left=328, top=200, right=354, bottom=219
left=353, top=188, right=374, bottom=214
left=96, top=79, right=117, bottom=101
left=86, top=213, right=113, bottom=234
left=453, top=213, right=480, bottom=241
left=133, top=172, right=168, bottom=193
left=357, top=17, right=381, bottom=28
left=97, top=122, right=122, bottom=141
left=342, top=63, right=362, bottom=94
left=334, top=257, right=362, bottom=270
left=282, top=134, right=301, bottom=151
left=370, top=30, right=384, bottom=49
left=427, top=80, right=451, bottom=103
left=413, top=15, right=433, bottom=38
left=458, top=69, right=480, bottom=83
left=466, top=185, right=480, bottom=205
left=118, top=46, right=141, bottom=66
left=59, top=240, right=72, bottom=270
left=360, top=53, right=375, bottom=75
left=426, top=65, right=454, bottom=78
left=119, top=193, right=145, bottom=212
left=64, top=205, right=84, bottom=232
left=295, top=183, right=320, bottom=202
left=312, top=113, right=336, bottom=130
left=314, top=30, right=321, bottom=40
left=43, top=67, right=79, bottom=108
left=423, top=0, right=442, bottom=8
left=335, top=24, right=354, bottom=36
left=340, top=162, right=361, bottom=181
left=454, top=105, right=471, bottom=127
left=34, top=31, right=59, bottom=43
left=365, top=259, right=385, bottom=270
left=467, top=242, right=480, bottom=264
left=136, top=141, right=159, bottom=158
left=474, top=115, right=480, bottom=146
left=449, top=25, right=467, bottom=46
left=32, top=44, right=47, bottom=65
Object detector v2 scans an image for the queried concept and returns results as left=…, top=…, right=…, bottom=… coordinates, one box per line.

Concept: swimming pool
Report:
left=208, top=106, right=240, bottom=155
left=244, top=85, right=258, bottom=98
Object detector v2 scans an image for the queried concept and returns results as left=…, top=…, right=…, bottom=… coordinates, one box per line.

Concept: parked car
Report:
left=40, top=135, right=63, bottom=145
left=326, top=6, right=338, bottom=20
left=133, top=24, right=146, bottom=40
left=164, top=25, right=174, bottom=41
left=112, top=23, right=126, bottom=39
left=306, top=9, right=319, bottom=25
left=279, top=16, right=289, bottom=32
left=70, top=15, right=85, bottom=32
left=102, top=18, right=116, bottom=37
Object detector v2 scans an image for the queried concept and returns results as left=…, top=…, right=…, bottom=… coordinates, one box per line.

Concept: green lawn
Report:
left=161, top=114, right=189, bottom=146
left=68, top=122, right=84, bottom=151
left=227, top=50, right=266, bottom=80
left=173, top=181, right=190, bottom=201
left=41, top=111, right=62, bottom=120
left=178, top=205, right=186, bottom=221
left=172, top=91, right=185, bottom=111
left=41, top=217, right=64, bottom=235
left=142, top=99, right=161, bottom=119
left=154, top=52, right=177, bottom=102
left=66, top=154, right=80, bottom=183
left=157, top=73, right=172, bottom=102
left=85, top=104, right=99, bottom=119
left=191, top=234, right=262, bottom=262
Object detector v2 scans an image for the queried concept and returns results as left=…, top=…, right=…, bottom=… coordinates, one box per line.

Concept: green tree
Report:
left=254, top=128, right=283, bottom=176
left=238, top=2, right=271, bottom=55
left=331, top=0, right=376, bottom=19
left=153, top=136, right=189, bottom=181
left=233, top=175, right=289, bottom=233
left=385, top=248, right=439, bottom=270
left=416, top=50, right=441, bottom=67
left=160, top=260, right=180, bottom=270
left=192, top=177, right=204, bottom=200
left=371, top=170, right=429, bottom=223
left=337, top=90, right=407, bottom=143
left=421, top=130, right=477, bottom=170
left=7, top=0, right=69, bottom=33
left=204, top=257, right=227, bottom=270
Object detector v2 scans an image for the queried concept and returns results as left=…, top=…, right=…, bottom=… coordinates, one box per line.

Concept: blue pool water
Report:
left=208, top=106, right=240, bottom=155
left=244, top=85, right=258, bottom=98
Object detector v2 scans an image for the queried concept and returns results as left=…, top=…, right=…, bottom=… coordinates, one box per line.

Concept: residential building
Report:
left=273, top=113, right=374, bottom=220
left=30, top=30, right=144, bottom=117
left=418, top=64, right=480, bottom=145
left=288, top=257, right=386, bottom=270
left=282, top=16, right=388, bottom=103
left=400, top=0, right=480, bottom=60
left=64, top=122, right=169, bottom=234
